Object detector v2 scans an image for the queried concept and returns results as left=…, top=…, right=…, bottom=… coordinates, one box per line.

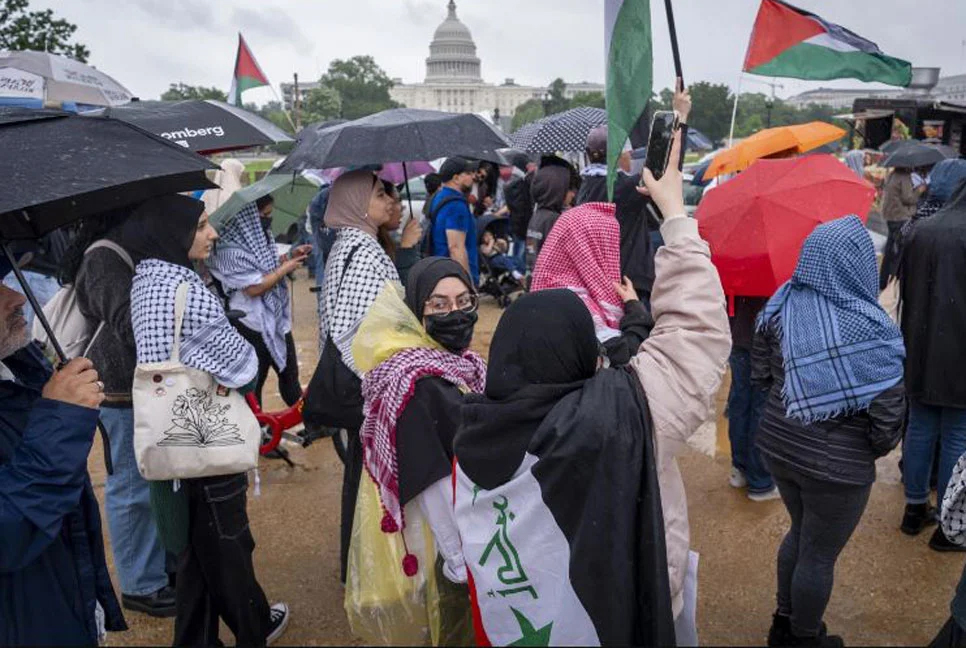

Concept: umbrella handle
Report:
left=2, top=240, right=114, bottom=475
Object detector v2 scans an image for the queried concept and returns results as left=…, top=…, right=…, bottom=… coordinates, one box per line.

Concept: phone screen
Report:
left=643, top=111, right=677, bottom=182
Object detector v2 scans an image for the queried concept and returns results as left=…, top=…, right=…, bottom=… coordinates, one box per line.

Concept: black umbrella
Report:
left=882, top=141, right=953, bottom=169
left=0, top=107, right=217, bottom=240
left=278, top=108, right=510, bottom=172
left=510, top=107, right=607, bottom=154
left=93, top=99, right=293, bottom=154
left=1, top=107, right=216, bottom=475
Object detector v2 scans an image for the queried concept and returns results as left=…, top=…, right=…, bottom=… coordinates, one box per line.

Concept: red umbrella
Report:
left=696, top=154, right=875, bottom=300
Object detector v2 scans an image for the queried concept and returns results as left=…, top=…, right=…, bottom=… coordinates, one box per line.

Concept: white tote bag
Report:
left=133, top=283, right=260, bottom=481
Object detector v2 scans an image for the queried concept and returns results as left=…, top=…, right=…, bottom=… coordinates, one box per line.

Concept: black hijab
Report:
left=404, top=256, right=474, bottom=317
left=108, top=195, right=204, bottom=268
left=456, top=289, right=600, bottom=488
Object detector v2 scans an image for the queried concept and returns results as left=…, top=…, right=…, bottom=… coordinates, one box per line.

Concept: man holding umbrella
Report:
left=0, top=257, right=126, bottom=644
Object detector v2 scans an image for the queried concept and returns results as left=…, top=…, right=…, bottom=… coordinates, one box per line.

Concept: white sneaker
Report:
left=267, top=602, right=290, bottom=646
left=729, top=467, right=748, bottom=489
left=748, top=486, right=781, bottom=502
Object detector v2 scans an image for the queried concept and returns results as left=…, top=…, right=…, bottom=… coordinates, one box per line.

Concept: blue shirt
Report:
left=430, top=187, right=479, bottom=285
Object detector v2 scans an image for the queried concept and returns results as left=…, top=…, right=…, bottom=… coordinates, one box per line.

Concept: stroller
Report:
left=476, top=213, right=523, bottom=308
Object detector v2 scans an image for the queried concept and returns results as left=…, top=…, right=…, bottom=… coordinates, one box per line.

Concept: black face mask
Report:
left=425, top=310, right=478, bottom=353
left=260, top=216, right=273, bottom=234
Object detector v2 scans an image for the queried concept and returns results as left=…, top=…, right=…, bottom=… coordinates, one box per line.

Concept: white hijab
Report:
left=202, top=158, right=246, bottom=214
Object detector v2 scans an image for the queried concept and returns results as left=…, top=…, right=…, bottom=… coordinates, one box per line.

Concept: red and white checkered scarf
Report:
left=531, top=202, right=625, bottom=333
left=360, top=346, right=486, bottom=535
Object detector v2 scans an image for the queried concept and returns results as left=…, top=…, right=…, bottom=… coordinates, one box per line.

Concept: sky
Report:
left=38, top=0, right=966, bottom=104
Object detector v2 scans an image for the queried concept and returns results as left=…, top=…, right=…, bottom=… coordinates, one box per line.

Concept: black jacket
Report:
left=899, top=184, right=966, bottom=407
left=603, top=299, right=654, bottom=367
left=752, top=320, right=906, bottom=486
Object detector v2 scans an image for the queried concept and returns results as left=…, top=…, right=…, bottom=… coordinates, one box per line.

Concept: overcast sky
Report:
left=39, top=0, right=966, bottom=103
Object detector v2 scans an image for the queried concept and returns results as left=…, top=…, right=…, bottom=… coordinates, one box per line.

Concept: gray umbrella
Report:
left=278, top=108, right=510, bottom=171
left=510, top=107, right=607, bottom=154
left=0, top=49, right=132, bottom=107
left=882, top=141, right=956, bottom=168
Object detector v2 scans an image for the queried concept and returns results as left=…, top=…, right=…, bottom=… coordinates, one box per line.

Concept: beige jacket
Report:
left=628, top=216, right=731, bottom=617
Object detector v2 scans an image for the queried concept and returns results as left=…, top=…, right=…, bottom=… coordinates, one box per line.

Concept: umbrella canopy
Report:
left=208, top=173, right=296, bottom=230
left=94, top=99, right=293, bottom=154
left=696, top=154, right=875, bottom=298
left=510, top=107, right=607, bottom=154
left=278, top=108, right=510, bottom=171
left=882, top=141, right=956, bottom=168
left=0, top=49, right=132, bottom=107
left=0, top=107, right=217, bottom=240
left=686, top=127, right=715, bottom=152
left=705, top=122, right=847, bottom=178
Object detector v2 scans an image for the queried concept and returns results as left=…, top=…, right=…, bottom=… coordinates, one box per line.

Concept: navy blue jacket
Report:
left=0, top=345, right=125, bottom=645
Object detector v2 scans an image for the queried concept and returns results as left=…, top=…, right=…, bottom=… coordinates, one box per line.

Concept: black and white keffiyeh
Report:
left=207, top=202, right=291, bottom=369
left=942, top=451, right=966, bottom=547
left=131, top=259, right=257, bottom=389
left=321, top=227, right=399, bottom=376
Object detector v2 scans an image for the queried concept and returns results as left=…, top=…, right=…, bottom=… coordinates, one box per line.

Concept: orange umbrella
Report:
left=705, top=121, right=846, bottom=178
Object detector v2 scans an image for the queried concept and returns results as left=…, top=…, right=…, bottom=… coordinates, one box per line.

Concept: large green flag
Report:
left=606, top=0, right=653, bottom=199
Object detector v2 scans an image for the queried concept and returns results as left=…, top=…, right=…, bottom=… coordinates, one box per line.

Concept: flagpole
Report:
left=664, top=0, right=684, bottom=85
left=268, top=84, right=298, bottom=133
left=728, top=73, right=743, bottom=148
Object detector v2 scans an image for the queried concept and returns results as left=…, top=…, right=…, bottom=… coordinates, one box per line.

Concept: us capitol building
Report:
left=284, top=1, right=602, bottom=132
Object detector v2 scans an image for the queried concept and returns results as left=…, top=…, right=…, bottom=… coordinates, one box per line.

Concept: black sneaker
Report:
left=121, top=585, right=176, bottom=618
left=266, top=602, right=290, bottom=646
left=767, top=612, right=792, bottom=646
left=900, top=503, right=937, bottom=536
left=930, top=527, right=966, bottom=553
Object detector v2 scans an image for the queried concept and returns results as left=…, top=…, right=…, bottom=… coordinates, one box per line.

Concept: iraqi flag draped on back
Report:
left=453, top=368, right=676, bottom=646
left=743, top=0, right=911, bottom=87
left=228, top=33, right=271, bottom=105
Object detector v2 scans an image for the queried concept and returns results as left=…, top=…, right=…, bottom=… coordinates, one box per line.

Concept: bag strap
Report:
left=428, top=194, right=464, bottom=223
left=335, top=243, right=364, bottom=300
left=170, top=282, right=190, bottom=363
left=85, top=239, right=134, bottom=270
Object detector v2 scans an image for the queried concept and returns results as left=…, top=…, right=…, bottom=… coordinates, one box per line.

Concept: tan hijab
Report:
left=202, top=158, right=246, bottom=214
left=324, top=169, right=379, bottom=237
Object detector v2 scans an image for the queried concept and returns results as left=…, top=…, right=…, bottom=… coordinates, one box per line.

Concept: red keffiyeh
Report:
left=531, top=202, right=624, bottom=333
left=360, top=347, right=486, bottom=542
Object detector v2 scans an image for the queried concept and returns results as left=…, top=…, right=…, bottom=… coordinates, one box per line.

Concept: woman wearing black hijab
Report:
left=64, top=196, right=209, bottom=617
left=453, top=130, right=731, bottom=646
left=352, top=257, right=486, bottom=644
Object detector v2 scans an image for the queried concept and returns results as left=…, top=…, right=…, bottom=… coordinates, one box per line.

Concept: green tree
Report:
left=686, top=82, right=733, bottom=144
left=0, top=0, right=88, bottom=61
left=301, top=85, right=342, bottom=125
left=655, top=87, right=674, bottom=112
left=161, top=83, right=227, bottom=101
left=569, top=91, right=605, bottom=110
left=542, top=77, right=569, bottom=116
left=511, top=98, right=545, bottom=132
left=319, top=55, right=399, bottom=120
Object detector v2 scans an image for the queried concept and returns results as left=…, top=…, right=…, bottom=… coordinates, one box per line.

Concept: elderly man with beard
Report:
left=0, top=256, right=125, bottom=645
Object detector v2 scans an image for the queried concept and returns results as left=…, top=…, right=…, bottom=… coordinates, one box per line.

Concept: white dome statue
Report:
left=425, top=1, right=482, bottom=84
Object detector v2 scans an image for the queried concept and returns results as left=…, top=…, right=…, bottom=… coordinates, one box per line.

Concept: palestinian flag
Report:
left=743, top=0, right=911, bottom=87
left=228, top=33, right=270, bottom=105
left=605, top=0, right=652, bottom=200
left=453, top=369, right=675, bottom=646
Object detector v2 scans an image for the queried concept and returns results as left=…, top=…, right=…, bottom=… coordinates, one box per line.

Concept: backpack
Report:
left=32, top=239, right=134, bottom=360
left=419, top=192, right=467, bottom=258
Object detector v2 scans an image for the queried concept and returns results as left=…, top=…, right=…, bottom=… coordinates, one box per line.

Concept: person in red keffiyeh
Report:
left=357, top=257, right=486, bottom=589
left=531, top=203, right=653, bottom=366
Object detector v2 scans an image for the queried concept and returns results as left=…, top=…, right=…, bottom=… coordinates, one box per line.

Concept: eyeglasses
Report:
left=425, top=292, right=479, bottom=315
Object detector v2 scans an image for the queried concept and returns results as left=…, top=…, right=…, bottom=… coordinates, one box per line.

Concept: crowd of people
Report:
left=3, top=81, right=966, bottom=648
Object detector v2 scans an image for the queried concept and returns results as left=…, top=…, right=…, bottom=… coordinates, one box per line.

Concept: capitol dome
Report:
left=425, top=1, right=482, bottom=84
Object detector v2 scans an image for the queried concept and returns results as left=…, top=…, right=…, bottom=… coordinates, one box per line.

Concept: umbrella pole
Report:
left=1, top=240, right=113, bottom=474
left=402, top=162, right=415, bottom=223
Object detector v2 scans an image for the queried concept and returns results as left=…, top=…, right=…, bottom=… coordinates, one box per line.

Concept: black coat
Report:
left=899, top=184, right=966, bottom=407
left=752, top=320, right=906, bottom=486
left=603, top=299, right=654, bottom=367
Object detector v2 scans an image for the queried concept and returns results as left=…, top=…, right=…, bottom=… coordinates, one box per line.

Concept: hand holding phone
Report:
left=638, top=129, right=686, bottom=221
left=642, top=110, right=681, bottom=185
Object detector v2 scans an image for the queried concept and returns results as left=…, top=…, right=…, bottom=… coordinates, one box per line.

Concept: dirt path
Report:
left=90, top=275, right=962, bottom=646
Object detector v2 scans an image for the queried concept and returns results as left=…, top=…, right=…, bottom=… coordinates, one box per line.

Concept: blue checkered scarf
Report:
left=759, top=215, right=905, bottom=423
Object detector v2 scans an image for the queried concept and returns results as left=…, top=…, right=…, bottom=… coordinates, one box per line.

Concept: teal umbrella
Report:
left=267, top=174, right=323, bottom=242
left=208, top=173, right=295, bottom=230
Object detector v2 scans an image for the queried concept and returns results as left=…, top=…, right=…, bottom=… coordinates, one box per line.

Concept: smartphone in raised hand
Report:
left=641, top=110, right=680, bottom=185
